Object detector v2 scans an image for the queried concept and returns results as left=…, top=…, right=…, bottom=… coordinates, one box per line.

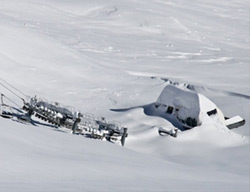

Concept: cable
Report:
left=0, top=77, right=28, bottom=98
left=0, top=93, right=22, bottom=108
left=4, top=95, right=22, bottom=108
left=0, top=82, right=24, bottom=100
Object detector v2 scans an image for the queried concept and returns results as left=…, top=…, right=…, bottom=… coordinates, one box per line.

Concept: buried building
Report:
left=154, top=85, right=245, bottom=131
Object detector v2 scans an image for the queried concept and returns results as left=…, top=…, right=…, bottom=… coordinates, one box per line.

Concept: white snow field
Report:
left=0, top=0, right=249, bottom=191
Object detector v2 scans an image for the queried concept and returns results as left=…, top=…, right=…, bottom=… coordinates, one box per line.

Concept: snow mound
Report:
left=112, top=84, right=247, bottom=154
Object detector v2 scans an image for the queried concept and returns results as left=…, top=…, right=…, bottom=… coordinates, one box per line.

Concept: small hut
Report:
left=155, top=85, right=244, bottom=130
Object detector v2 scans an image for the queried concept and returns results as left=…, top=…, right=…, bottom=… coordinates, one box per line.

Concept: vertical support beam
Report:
left=121, top=127, right=128, bottom=146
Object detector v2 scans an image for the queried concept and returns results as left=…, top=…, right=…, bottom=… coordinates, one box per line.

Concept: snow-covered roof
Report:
left=156, top=85, right=218, bottom=122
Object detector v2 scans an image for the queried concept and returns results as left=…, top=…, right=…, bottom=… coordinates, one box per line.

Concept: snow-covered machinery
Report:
left=0, top=77, right=128, bottom=146
left=74, top=114, right=128, bottom=146
left=21, top=96, right=128, bottom=146
left=22, top=96, right=76, bottom=128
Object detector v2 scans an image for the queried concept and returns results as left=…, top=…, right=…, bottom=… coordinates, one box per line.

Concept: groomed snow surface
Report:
left=0, top=0, right=249, bottom=191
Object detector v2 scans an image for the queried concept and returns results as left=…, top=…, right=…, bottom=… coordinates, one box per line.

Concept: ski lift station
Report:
left=0, top=77, right=245, bottom=143
left=154, top=85, right=245, bottom=131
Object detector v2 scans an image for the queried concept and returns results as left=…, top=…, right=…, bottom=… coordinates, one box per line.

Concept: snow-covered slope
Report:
left=1, top=117, right=248, bottom=192
left=0, top=0, right=249, bottom=191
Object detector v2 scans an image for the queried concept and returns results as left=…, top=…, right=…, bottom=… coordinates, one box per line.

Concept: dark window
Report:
left=207, top=109, right=217, bottom=116
left=166, top=106, right=173, bottom=114
left=185, top=117, right=197, bottom=127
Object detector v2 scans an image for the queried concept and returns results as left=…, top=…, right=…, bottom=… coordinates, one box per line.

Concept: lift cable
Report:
left=0, top=93, right=22, bottom=109
left=0, top=77, right=28, bottom=99
left=0, top=81, right=25, bottom=102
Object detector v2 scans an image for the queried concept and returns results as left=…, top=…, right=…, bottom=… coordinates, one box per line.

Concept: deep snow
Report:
left=0, top=0, right=249, bottom=191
